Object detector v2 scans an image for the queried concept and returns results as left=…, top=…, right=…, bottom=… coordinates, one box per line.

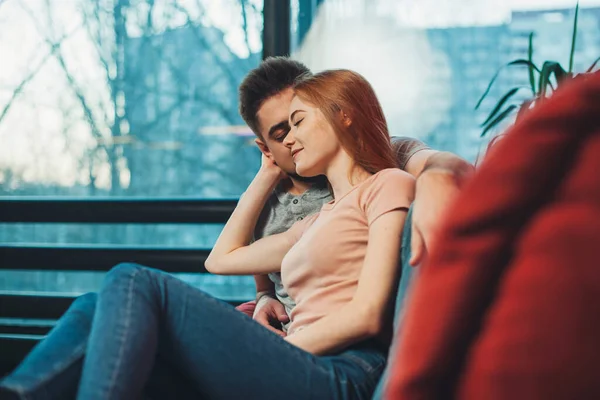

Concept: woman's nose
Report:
left=283, top=129, right=296, bottom=148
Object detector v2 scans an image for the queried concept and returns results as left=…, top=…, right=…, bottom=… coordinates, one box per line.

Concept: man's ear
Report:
left=255, top=138, right=275, bottom=161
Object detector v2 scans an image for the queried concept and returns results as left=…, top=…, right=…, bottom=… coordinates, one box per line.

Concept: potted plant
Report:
left=476, top=2, right=600, bottom=138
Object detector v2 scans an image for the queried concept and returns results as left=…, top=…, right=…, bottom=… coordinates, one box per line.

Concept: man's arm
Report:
left=252, top=274, right=289, bottom=336
left=391, top=136, right=475, bottom=266
left=391, top=136, right=431, bottom=177
left=391, top=136, right=473, bottom=180
left=407, top=150, right=474, bottom=185
left=249, top=188, right=291, bottom=336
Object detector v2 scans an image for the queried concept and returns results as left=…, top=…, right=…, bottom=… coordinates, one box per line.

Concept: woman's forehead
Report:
left=289, top=95, right=313, bottom=112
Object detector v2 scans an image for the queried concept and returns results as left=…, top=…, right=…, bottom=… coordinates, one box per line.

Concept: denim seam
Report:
left=105, top=266, right=140, bottom=398
left=1, top=340, right=87, bottom=399
left=338, top=353, right=385, bottom=376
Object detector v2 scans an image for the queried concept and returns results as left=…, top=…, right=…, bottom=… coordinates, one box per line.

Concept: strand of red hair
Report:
left=293, top=69, right=397, bottom=183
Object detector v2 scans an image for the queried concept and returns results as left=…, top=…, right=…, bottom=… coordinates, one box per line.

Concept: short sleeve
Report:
left=391, top=136, right=430, bottom=171
left=361, top=169, right=415, bottom=225
left=285, top=213, right=319, bottom=243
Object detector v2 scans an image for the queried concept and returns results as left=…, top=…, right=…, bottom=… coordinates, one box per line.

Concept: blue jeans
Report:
left=1, top=265, right=386, bottom=399
left=0, top=292, right=216, bottom=400
left=0, top=207, right=416, bottom=400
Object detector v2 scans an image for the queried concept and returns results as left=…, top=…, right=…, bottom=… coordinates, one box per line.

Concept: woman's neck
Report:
left=325, top=152, right=371, bottom=201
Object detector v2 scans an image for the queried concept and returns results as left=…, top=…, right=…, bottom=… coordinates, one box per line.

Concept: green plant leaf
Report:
left=554, top=65, right=568, bottom=83
left=506, top=59, right=542, bottom=75
left=569, top=1, right=579, bottom=73
left=475, top=59, right=540, bottom=109
left=587, top=56, right=600, bottom=72
left=538, top=63, right=549, bottom=97
left=481, top=105, right=517, bottom=138
left=480, top=87, right=526, bottom=127
left=539, top=61, right=565, bottom=96
left=528, top=32, right=536, bottom=94
left=516, top=98, right=535, bottom=121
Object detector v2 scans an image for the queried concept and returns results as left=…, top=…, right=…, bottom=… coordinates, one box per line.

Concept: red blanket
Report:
left=386, top=72, right=600, bottom=399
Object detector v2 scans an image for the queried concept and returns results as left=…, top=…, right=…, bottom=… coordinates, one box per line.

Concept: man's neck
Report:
left=281, top=176, right=314, bottom=196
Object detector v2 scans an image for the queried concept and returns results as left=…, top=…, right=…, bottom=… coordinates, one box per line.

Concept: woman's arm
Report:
left=205, top=159, right=296, bottom=275
left=285, top=208, right=408, bottom=355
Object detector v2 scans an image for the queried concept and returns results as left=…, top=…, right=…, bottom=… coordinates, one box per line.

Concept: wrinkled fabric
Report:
left=386, top=72, right=600, bottom=399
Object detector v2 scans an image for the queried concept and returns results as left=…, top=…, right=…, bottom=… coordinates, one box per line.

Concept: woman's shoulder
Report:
left=371, top=168, right=415, bottom=187
left=358, top=168, right=415, bottom=206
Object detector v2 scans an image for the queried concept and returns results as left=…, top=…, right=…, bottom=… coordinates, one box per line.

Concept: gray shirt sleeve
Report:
left=391, top=136, right=431, bottom=171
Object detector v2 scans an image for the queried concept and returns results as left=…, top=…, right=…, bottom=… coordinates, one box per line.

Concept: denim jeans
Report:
left=0, top=292, right=214, bottom=400
left=0, top=207, right=415, bottom=400
left=1, top=264, right=386, bottom=400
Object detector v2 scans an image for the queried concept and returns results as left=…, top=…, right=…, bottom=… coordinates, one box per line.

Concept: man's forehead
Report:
left=257, top=89, right=295, bottom=135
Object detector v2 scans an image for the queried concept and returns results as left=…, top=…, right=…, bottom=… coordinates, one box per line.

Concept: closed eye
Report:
left=293, top=118, right=304, bottom=127
left=273, top=128, right=290, bottom=142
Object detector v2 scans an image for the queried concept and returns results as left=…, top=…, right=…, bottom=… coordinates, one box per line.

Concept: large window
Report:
left=290, top=0, right=600, bottom=163
left=1, top=0, right=263, bottom=198
left=1, top=0, right=264, bottom=297
left=3, top=0, right=600, bottom=297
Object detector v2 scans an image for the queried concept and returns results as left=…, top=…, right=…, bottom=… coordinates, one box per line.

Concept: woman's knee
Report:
left=70, top=292, right=98, bottom=314
left=103, top=263, right=155, bottom=291
left=109, top=262, right=144, bottom=276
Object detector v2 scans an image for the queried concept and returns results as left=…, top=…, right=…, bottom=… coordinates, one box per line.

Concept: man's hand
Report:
left=253, top=295, right=290, bottom=337
left=410, top=169, right=463, bottom=266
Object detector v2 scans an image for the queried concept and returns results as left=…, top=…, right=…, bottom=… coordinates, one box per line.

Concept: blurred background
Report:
left=1, top=0, right=599, bottom=298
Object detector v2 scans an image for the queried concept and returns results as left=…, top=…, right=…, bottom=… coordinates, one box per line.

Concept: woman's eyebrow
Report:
left=289, top=109, right=305, bottom=123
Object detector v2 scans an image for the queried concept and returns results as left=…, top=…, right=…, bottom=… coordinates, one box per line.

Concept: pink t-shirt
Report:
left=281, top=168, right=414, bottom=334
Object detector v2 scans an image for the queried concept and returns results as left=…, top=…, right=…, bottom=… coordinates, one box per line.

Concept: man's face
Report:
left=255, top=88, right=298, bottom=176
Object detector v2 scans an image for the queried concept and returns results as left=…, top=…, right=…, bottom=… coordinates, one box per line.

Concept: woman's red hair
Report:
left=293, top=69, right=396, bottom=180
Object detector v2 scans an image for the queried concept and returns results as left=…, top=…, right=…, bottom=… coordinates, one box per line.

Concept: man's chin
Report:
left=287, top=173, right=325, bottom=183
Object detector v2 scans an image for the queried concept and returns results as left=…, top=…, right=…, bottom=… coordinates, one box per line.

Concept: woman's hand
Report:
left=259, top=154, right=287, bottom=182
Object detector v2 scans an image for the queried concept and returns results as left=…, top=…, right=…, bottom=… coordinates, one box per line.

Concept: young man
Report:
left=236, top=57, right=473, bottom=337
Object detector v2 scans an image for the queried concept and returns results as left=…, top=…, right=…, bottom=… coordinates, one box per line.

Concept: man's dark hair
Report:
left=239, top=57, right=311, bottom=139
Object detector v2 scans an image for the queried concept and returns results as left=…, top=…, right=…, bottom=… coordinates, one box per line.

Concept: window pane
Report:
left=1, top=0, right=264, bottom=197
left=291, top=0, right=600, bottom=163
left=1, top=0, right=264, bottom=298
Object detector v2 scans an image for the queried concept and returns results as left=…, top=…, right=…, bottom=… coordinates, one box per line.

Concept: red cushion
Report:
left=386, top=72, right=600, bottom=399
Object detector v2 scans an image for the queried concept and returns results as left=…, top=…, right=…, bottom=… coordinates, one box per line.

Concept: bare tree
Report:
left=1, top=0, right=261, bottom=197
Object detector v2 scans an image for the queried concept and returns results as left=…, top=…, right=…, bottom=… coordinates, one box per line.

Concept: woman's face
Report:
left=286, top=95, right=341, bottom=177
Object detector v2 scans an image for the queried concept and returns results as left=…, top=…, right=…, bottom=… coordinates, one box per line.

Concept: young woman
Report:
left=1, top=69, right=414, bottom=400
